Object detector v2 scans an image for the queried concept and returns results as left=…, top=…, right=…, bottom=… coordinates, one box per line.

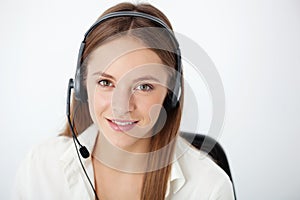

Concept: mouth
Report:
left=106, top=118, right=139, bottom=132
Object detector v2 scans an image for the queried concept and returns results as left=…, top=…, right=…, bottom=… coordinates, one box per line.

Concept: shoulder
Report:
left=172, top=137, right=235, bottom=199
left=16, top=124, right=98, bottom=181
left=12, top=136, right=73, bottom=199
left=24, top=135, right=73, bottom=165
left=176, top=136, right=228, bottom=179
left=15, top=135, right=73, bottom=175
left=18, top=135, right=75, bottom=178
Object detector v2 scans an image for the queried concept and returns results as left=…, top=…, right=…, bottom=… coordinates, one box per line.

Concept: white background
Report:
left=1, top=0, right=300, bottom=199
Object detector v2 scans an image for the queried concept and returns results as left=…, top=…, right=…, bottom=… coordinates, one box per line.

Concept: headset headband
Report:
left=84, top=11, right=178, bottom=45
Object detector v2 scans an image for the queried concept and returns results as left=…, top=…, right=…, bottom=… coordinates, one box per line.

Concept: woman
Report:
left=13, top=2, right=234, bottom=200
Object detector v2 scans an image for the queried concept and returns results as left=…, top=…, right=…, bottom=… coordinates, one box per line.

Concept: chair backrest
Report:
left=180, top=132, right=237, bottom=199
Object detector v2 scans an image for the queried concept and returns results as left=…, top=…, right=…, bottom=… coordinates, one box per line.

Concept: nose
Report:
left=111, top=85, right=135, bottom=116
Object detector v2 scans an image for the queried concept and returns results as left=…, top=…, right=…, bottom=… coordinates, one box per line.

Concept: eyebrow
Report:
left=92, top=71, right=116, bottom=81
left=133, top=76, right=161, bottom=83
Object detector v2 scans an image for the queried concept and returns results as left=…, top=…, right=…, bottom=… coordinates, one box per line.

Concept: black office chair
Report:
left=180, top=132, right=237, bottom=199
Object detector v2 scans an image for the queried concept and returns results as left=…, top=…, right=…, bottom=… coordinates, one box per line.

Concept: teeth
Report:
left=112, top=120, right=135, bottom=126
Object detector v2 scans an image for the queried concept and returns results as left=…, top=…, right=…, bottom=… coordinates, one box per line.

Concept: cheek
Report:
left=136, top=93, right=167, bottom=120
left=94, top=93, right=112, bottom=113
left=89, top=90, right=112, bottom=123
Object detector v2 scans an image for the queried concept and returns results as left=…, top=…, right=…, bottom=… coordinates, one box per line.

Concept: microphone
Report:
left=66, top=78, right=90, bottom=159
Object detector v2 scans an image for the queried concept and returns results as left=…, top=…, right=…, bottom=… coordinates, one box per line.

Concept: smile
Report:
left=112, top=120, right=135, bottom=126
left=106, top=118, right=138, bottom=132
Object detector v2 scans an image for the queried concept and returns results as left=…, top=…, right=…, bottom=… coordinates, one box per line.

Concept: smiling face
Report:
left=86, top=36, right=171, bottom=153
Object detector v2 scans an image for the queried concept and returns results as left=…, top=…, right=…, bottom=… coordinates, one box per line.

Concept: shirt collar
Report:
left=165, top=138, right=186, bottom=197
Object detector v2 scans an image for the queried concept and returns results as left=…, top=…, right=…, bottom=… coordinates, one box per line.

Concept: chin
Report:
left=110, top=131, right=150, bottom=153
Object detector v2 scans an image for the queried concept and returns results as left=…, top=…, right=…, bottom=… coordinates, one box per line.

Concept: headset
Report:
left=74, top=11, right=182, bottom=107
left=66, top=11, right=182, bottom=200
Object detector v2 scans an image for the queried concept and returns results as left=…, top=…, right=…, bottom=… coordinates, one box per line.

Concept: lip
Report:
left=106, top=118, right=138, bottom=132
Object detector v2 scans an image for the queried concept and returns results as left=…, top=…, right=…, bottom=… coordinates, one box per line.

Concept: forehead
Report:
left=87, top=36, right=172, bottom=80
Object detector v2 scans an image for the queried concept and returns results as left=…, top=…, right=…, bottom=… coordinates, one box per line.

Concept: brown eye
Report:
left=98, top=79, right=113, bottom=87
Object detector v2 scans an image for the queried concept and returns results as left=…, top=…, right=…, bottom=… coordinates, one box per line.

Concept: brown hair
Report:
left=61, top=2, right=184, bottom=199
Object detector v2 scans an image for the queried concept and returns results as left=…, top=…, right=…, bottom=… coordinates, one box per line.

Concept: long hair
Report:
left=61, top=3, right=184, bottom=199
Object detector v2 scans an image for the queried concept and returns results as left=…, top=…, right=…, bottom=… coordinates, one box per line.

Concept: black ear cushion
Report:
left=74, top=66, right=88, bottom=102
left=74, top=42, right=88, bottom=102
left=163, top=92, right=173, bottom=111
left=171, top=72, right=181, bottom=108
left=163, top=90, right=179, bottom=111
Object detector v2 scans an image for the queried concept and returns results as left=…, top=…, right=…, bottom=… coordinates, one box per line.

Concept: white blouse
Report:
left=13, top=124, right=235, bottom=200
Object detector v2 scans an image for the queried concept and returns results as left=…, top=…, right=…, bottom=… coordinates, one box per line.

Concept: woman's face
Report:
left=86, top=36, right=171, bottom=153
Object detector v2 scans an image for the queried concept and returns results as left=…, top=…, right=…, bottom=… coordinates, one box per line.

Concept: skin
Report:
left=85, top=36, right=171, bottom=199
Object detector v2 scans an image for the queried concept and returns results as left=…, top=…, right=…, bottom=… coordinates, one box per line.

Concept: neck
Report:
left=92, top=156, right=144, bottom=200
left=92, top=132, right=151, bottom=173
